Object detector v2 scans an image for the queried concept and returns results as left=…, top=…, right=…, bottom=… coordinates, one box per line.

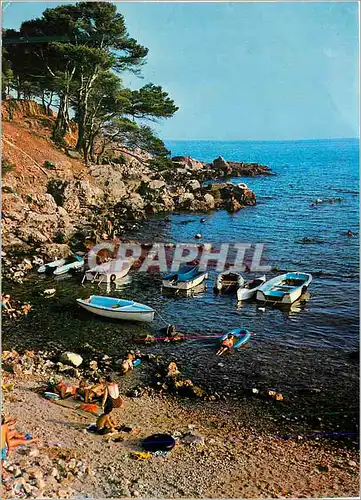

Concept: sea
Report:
left=3, top=138, right=359, bottom=360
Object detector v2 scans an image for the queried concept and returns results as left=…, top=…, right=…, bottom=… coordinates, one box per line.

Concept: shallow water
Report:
left=3, top=139, right=359, bottom=358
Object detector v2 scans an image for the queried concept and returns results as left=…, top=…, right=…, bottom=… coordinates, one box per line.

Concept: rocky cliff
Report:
left=2, top=100, right=271, bottom=261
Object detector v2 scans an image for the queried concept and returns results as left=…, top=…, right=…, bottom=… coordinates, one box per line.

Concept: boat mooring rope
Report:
left=154, top=309, right=172, bottom=327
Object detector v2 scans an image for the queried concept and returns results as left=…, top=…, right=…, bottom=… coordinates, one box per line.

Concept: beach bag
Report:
left=105, top=395, right=124, bottom=412
left=110, top=396, right=124, bottom=408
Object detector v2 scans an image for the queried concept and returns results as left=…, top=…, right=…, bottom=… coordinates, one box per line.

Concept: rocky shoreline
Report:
left=3, top=100, right=274, bottom=265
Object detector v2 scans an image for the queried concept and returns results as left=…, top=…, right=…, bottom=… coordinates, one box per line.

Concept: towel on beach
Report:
left=79, top=403, right=99, bottom=414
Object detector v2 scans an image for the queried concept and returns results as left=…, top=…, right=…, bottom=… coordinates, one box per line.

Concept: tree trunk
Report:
left=52, top=93, right=69, bottom=144
left=46, top=92, right=54, bottom=115
left=75, top=69, right=99, bottom=158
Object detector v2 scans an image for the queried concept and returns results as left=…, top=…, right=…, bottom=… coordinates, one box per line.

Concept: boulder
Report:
left=182, top=431, right=205, bottom=446
left=89, top=165, right=128, bottom=204
left=146, top=179, right=166, bottom=191
left=203, top=193, right=215, bottom=210
left=56, top=207, right=74, bottom=242
left=59, top=352, right=83, bottom=367
left=38, top=243, right=72, bottom=260
left=16, top=212, right=59, bottom=244
left=172, top=156, right=204, bottom=170
left=35, top=194, right=58, bottom=215
left=177, top=192, right=195, bottom=209
left=212, top=156, right=232, bottom=175
left=47, top=179, right=103, bottom=211
left=117, top=193, right=145, bottom=220
left=2, top=193, right=29, bottom=221
left=186, top=179, right=201, bottom=191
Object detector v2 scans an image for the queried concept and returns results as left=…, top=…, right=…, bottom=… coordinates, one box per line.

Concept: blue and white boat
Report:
left=38, top=255, right=84, bottom=276
left=77, top=295, right=155, bottom=322
left=219, top=328, right=252, bottom=349
left=162, top=264, right=208, bottom=290
left=256, top=272, right=312, bottom=304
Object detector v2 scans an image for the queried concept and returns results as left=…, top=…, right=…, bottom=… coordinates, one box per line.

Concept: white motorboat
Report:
left=237, top=275, right=266, bottom=301
left=38, top=255, right=84, bottom=276
left=214, top=270, right=244, bottom=294
left=77, top=295, right=155, bottom=322
left=256, top=272, right=312, bottom=305
left=162, top=264, right=208, bottom=290
left=82, top=259, right=132, bottom=285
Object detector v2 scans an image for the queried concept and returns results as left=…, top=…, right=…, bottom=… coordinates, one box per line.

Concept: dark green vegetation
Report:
left=2, top=2, right=178, bottom=162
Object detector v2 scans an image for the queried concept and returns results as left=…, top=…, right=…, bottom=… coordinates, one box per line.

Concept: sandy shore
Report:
left=2, top=367, right=359, bottom=499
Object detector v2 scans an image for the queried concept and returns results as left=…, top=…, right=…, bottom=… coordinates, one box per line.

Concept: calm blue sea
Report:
left=158, top=138, right=359, bottom=349
left=3, top=139, right=359, bottom=359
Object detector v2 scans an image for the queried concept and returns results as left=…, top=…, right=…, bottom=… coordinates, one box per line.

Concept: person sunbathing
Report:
left=51, top=380, right=79, bottom=399
left=120, top=353, right=135, bottom=375
left=77, top=379, right=105, bottom=403
left=216, top=334, right=235, bottom=356
left=1, top=416, right=38, bottom=459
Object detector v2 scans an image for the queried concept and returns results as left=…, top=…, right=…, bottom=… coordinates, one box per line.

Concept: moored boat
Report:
left=77, top=295, right=155, bottom=322
left=256, top=272, right=312, bottom=304
left=237, top=275, right=266, bottom=301
left=214, top=270, right=244, bottom=294
left=162, top=264, right=208, bottom=290
left=82, top=259, right=132, bottom=285
left=38, top=255, right=84, bottom=276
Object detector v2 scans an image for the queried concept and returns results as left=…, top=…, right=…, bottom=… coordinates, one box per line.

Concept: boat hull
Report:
left=214, top=271, right=244, bottom=294
left=162, top=272, right=207, bottom=290
left=77, top=296, right=154, bottom=322
left=84, top=260, right=132, bottom=284
left=220, top=328, right=251, bottom=349
left=237, top=276, right=266, bottom=301
left=38, top=259, right=66, bottom=274
left=54, top=260, right=84, bottom=276
left=256, top=272, right=312, bottom=304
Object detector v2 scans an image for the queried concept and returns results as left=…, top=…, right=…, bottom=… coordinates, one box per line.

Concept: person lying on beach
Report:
left=120, top=353, right=135, bottom=375
left=50, top=380, right=79, bottom=399
left=77, top=379, right=105, bottom=403
left=95, top=408, right=118, bottom=435
left=216, top=334, right=235, bottom=356
left=1, top=416, right=38, bottom=459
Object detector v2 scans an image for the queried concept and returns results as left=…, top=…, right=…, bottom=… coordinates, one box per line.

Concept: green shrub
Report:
left=43, top=160, right=56, bottom=170
left=147, top=156, right=174, bottom=172
left=2, top=158, right=15, bottom=177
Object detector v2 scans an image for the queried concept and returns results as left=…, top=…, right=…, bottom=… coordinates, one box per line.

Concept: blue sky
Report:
left=2, top=1, right=359, bottom=141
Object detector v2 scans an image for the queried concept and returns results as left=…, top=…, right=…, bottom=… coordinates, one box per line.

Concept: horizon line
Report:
left=163, top=137, right=360, bottom=143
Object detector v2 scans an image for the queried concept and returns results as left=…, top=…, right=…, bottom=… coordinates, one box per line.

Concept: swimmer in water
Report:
left=216, top=334, right=235, bottom=356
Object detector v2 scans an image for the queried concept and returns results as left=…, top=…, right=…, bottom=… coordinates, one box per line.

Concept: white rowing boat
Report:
left=256, top=272, right=312, bottom=305
left=237, top=275, right=266, bottom=301
left=38, top=255, right=84, bottom=276
left=82, top=259, right=132, bottom=285
left=77, top=295, right=155, bottom=322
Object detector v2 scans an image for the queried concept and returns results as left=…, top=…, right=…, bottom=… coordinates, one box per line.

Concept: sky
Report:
left=2, top=1, right=360, bottom=141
